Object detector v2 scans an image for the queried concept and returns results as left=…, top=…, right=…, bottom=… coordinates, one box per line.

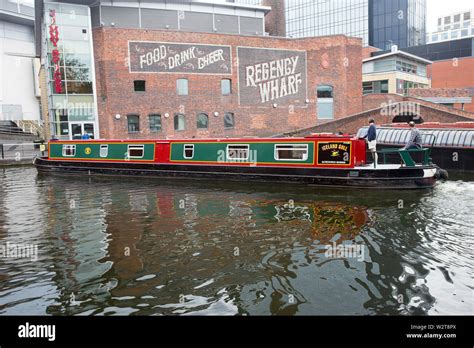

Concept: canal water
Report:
left=0, top=167, right=472, bottom=315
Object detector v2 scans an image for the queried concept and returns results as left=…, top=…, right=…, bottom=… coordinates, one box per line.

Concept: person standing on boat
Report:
left=404, top=121, right=422, bottom=150
left=363, top=118, right=378, bottom=168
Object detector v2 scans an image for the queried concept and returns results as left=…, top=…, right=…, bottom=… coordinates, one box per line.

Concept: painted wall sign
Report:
left=129, top=41, right=232, bottom=74
left=237, top=47, right=307, bottom=106
left=49, top=9, right=62, bottom=93
left=317, top=142, right=352, bottom=166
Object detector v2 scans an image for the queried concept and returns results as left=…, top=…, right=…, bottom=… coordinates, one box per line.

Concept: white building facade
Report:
left=0, top=0, right=40, bottom=122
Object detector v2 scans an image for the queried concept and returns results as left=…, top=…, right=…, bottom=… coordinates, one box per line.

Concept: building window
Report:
left=177, top=79, right=188, bottom=95
left=317, top=85, right=334, bottom=120
left=464, top=12, right=470, bottom=20
left=451, top=31, right=459, bottom=39
left=362, top=80, right=388, bottom=94
left=432, top=34, right=439, bottom=42
left=444, top=16, right=451, bottom=24
left=127, top=115, right=140, bottom=133
left=274, top=144, right=308, bottom=161
left=149, top=114, right=162, bottom=132
left=441, top=32, right=449, bottom=40
left=461, top=29, right=469, bottom=37
left=100, top=145, right=108, bottom=158
left=197, top=113, right=209, bottom=129
left=134, top=80, right=146, bottom=92
left=221, top=79, right=231, bottom=95
left=174, top=113, right=185, bottom=131
left=183, top=144, right=194, bottom=159
left=438, top=18, right=442, bottom=26
left=62, top=145, right=76, bottom=157
left=454, top=14, right=461, bottom=22
left=226, top=144, right=249, bottom=161
left=128, top=145, right=144, bottom=159
left=224, top=112, right=235, bottom=129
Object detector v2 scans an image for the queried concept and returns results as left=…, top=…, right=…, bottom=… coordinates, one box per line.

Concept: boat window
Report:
left=275, top=144, right=309, bottom=161
left=387, top=130, right=397, bottom=143
left=446, top=131, right=456, bottom=145
left=376, top=129, right=384, bottom=142
left=422, top=132, right=434, bottom=146
left=432, top=130, right=441, bottom=146
left=401, top=130, right=411, bottom=144
left=227, top=144, right=249, bottom=161
left=452, top=131, right=462, bottom=147
left=381, top=129, right=390, bottom=143
left=395, top=130, right=404, bottom=144
left=100, top=145, right=108, bottom=158
left=128, top=145, right=144, bottom=159
left=458, top=131, right=468, bottom=147
left=183, top=144, right=194, bottom=159
left=465, top=131, right=474, bottom=147
left=440, top=131, right=450, bottom=146
left=62, top=144, right=76, bottom=157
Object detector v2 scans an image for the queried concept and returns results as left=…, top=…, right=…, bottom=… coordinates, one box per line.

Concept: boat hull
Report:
left=34, top=157, right=438, bottom=189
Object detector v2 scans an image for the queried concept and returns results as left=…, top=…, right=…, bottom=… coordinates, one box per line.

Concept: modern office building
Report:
left=0, top=0, right=41, bottom=124
left=369, top=37, right=474, bottom=112
left=426, top=9, right=473, bottom=44
left=362, top=47, right=431, bottom=95
left=236, top=0, right=427, bottom=49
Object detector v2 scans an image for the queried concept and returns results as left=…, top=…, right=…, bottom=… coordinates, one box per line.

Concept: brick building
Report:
left=94, top=29, right=363, bottom=139
left=35, top=0, right=364, bottom=140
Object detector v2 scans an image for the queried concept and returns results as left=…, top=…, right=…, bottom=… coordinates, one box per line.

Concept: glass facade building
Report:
left=43, top=1, right=99, bottom=140
left=236, top=0, right=426, bottom=49
left=369, top=0, right=426, bottom=49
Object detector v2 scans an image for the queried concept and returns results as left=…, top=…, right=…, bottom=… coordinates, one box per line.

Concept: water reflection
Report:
left=0, top=168, right=472, bottom=315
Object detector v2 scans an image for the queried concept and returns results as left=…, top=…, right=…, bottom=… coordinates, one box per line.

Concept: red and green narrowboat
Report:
left=33, top=134, right=444, bottom=189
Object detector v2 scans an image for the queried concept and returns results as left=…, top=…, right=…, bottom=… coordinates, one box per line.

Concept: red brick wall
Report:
left=92, top=28, right=363, bottom=139
left=361, top=46, right=381, bottom=60
left=429, top=57, right=474, bottom=112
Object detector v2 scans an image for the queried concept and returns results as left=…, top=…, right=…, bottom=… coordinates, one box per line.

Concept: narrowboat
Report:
left=357, top=122, right=474, bottom=172
left=33, top=134, right=444, bottom=189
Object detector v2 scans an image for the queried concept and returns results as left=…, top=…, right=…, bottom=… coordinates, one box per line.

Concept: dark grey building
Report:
left=371, top=37, right=474, bottom=61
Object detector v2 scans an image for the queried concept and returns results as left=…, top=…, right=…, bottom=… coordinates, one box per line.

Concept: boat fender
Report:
left=435, top=168, right=449, bottom=181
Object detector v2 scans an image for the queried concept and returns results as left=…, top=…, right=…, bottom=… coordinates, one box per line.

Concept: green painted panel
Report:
left=170, top=142, right=314, bottom=164
left=49, top=142, right=155, bottom=161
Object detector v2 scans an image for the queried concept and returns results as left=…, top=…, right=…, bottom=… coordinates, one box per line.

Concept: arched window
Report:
left=224, top=112, right=235, bottom=129
left=197, top=113, right=209, bottom=129
left=174, top=113, right=185, bottom=131
left=317, top=85, right=333, bottom=120
left=127, top=114, right=140, bottom=133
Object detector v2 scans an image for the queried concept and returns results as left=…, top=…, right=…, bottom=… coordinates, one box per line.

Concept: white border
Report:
left=274, top=144, right=309, bottom=162
left=226, top=144, right=250, bottom=161
left=183, top=144, right=195, bottom=159
left=127, top=40, right=233, bottom=75
left=62, top=144, right=76, bottom=157
left=127, top=144, right=145, bottom=159
left=236, top=46, right=308, bottom=106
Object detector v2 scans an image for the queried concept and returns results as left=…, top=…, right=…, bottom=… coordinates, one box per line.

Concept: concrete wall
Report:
left=0, top=19, right=40, bottom=121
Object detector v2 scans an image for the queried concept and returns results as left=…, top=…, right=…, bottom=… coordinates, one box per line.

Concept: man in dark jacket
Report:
left=363, top=118, right=378, bottom=167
